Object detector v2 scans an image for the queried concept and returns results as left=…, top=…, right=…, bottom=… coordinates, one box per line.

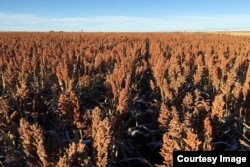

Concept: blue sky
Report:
left=0, top=0, right=250, bottom=32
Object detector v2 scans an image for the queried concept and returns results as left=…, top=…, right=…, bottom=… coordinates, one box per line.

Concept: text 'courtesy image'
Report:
left=174, top=151, right=250, bottom=166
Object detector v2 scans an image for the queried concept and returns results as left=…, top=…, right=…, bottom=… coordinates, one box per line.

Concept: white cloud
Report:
left=171, top=15, right=250, bottom=30
left=0, top=12, right=250, bottom=31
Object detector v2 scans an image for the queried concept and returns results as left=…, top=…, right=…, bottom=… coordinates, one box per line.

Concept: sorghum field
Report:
left=0, top=32, right=250, bottom=167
